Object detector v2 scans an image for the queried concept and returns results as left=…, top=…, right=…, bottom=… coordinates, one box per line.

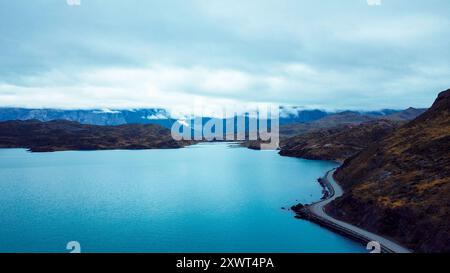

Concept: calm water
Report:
left=0, top=143, right=365, bottom=253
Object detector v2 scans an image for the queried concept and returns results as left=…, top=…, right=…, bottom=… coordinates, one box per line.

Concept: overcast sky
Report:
left=0, top=0, right=449, bottom=112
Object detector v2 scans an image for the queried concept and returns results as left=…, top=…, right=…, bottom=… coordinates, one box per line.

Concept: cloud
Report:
left=2, top=61, right=449, bottom=112
left=0, top=0, right=449, bottom=111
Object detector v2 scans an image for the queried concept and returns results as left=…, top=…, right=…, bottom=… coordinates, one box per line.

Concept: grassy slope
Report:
left=329, top=89, right=450, bottom=252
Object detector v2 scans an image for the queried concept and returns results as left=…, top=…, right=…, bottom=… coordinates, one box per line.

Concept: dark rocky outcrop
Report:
left=0, top=119, right=191, bottom=152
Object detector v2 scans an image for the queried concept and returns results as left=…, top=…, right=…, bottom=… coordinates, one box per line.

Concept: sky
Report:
left=0, top=0, right=449, bottom=113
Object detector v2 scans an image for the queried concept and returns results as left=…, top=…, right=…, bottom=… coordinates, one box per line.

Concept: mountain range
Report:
left=0, top=107, right=421, bottom=129
left=0, top=108, right=176, bottom=127
left=240, top=107, right=426, bottom=150
left=279, top=119, right=403, bottom=162
left=279, top=108, right=426, bottom=138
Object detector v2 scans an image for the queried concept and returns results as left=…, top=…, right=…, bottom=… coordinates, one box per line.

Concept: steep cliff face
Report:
left=329, top=89, right=450, bottom=252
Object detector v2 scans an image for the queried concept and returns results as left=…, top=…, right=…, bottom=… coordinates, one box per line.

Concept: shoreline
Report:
left=292, top=169, right=412, bottom=253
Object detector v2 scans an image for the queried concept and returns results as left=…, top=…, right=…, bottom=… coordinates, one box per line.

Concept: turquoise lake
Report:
left=0, top=143, right=365, bottom=253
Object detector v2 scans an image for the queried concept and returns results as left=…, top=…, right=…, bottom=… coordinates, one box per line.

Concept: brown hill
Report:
left=280, top=111, right=376, bottom=137
left=279, top=119, right=402, bottom=162
left=385, top=107, right=427, bottom=121
left=328, top=88, right=450, bottom=252
left=245, top=108, right=424, bottom=150
left=0, top=119, right=188, bottom=152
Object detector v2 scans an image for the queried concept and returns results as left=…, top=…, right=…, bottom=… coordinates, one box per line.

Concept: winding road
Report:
left=306, top=169, right=412, bottom=253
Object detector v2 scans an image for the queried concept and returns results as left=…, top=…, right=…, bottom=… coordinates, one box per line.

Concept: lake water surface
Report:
left=0, top=143, right=365, bottom=253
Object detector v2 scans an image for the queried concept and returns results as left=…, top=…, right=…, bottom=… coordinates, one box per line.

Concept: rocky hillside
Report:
left=276, top=107, right=424, bottom=160
left=328, top=88, right=450, bottom=252
left=279, top=108, right=424, bottom=138
left=243, top=108, right=424, bottom=150
left=279, top=119, right=401, bottom=162
left=0, top=120, right=189, bottom=152
left=280, top=111, right=376, bottom=137
left=384, top=107, right=426, bottom=121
